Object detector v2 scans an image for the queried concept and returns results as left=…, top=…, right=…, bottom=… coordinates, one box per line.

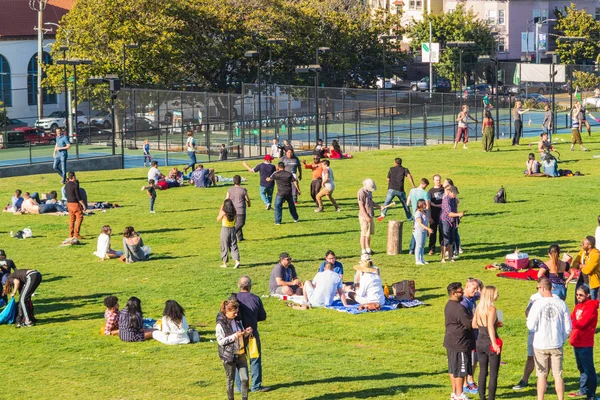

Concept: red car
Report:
left=14, top=127, right=57, bottom=145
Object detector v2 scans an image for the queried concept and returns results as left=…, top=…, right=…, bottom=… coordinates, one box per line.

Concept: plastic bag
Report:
left=248, top=336, right=259, bottom=359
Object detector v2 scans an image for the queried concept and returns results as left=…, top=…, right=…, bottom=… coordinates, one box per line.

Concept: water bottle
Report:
left=383, top=283, right=390, bottom=298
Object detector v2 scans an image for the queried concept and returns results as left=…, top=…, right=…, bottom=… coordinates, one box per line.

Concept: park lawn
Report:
left=0, top=133, right=598, bottom=399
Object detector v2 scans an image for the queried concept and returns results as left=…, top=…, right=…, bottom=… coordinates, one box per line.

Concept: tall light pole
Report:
left=266, top=38, right=284, bottom=126
left=557, top=36, right=586, bottom=111
left=446, top=41, right=475, bottom=96
left=534, top=19, right=556, bottom=63
left=122, top=43, right=139, bottom=87
left=479, top=55, right=500, bottom=139
left=314, top=47, right=330, bottom=141
left=245, top=50, right=262, bottom=153
left=58, top=46, right=69, bottom=130
left=295, top=64, right=322, bottom=144
left=30, top=0, right=48, bottom=121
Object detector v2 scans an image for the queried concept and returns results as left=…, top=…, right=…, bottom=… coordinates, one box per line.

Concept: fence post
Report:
left=442, top=94, right=445, bottom=142
left=180, top=92, right=185, bottom=151
left=206, top=92, right=211, bottom=161
left=376, top=88, right=381, bottom=149
left=342, top=89, right=346, bottom=152
left=423, top=104, right=427, bottom=146
left=29, top=141, right=32, bottom=164
left=228, top=92, right=234, bottom=158
left=509, top=94, right=512, bottom=139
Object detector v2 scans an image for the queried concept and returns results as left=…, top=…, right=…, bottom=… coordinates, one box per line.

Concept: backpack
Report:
left=494, top=187, right=506, bottom=203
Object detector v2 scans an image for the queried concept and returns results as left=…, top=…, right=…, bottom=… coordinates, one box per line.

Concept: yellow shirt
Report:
left=222, top=217, right=235, bottom=228
left=574, top=248, right=600, bottom=289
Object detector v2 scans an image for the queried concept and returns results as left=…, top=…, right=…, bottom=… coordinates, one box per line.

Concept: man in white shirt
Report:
left=147, top=160, right=163, bottom=182
left=526, top=278, right=572, bottom=400
left=303, top=263, right=348, bottom=307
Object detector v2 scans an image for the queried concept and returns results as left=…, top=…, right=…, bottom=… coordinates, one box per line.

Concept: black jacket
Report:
left=216, top=312, right=246, bottom=363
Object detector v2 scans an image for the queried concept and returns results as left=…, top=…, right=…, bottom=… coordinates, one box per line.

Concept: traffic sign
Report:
left=422, top=43, right=439, bottom=63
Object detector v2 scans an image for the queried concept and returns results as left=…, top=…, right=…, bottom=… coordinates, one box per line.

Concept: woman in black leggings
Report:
left=473, top=285, right=501, bottom=400
left=512, top=101, right=530, bottom=145
left=3, top=269, right=42, bottom=328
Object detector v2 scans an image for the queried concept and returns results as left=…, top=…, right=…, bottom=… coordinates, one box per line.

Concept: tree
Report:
left=573, top=71, right=600, bottom=97
left=554, top=3, right=600, bottom=64
left=407, top=4, right=497, bottom=90
left=0, top=101, right=8, bottom=127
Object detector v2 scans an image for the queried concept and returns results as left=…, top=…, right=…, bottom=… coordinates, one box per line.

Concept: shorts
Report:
left=272, top=285, right=299, bottom=295
left=571, top=128, right=582, bottom=145
left=527, top=331, right=534, bottom=357
left=447, top=349, right=473, bottom=377
left=359, top=215, right=374, bottom=237
left=441, top=222, right=457, bottom=246
left=533, top=346, right=563, bottom=378
left=456, top=127, right=469, bottom=143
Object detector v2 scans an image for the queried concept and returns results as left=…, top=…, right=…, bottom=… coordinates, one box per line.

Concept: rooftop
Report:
left=0, top=0, right=75, bottom=38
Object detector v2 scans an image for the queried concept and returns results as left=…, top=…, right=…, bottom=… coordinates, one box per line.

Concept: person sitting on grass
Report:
left=118, top=296, right=154, bottom=342
left=538, top=132, right=556, bottom=161
left=152, top=300, right=190, bottom=345
left=318, top=250, right=344, bottom=281
left=103, top=295, right=119, bottom=336
left=165, top=167, right=184, bottom=188
left=269, top=252, right=302, bottom=296
left=303, top=262, right=348, bottom=307
left=329, top=139, right=352, bottom=159
left=541, top=154, right=559, bottom=177
left=345, top=259, right=385, bottom=306
left=122, top=226, right=150, bottom=263
left=11, top=189, right=23, bottom=210
left=93, top=225, right=123, bottom=261
left=15, top=192, right=65, bottom=215
left=525, top=153, right=544, bottom=177
left=190, top=164, right=216, bottom=188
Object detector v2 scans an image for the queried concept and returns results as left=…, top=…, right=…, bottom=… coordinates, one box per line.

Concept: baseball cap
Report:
left=279, top=252, right=291, bottom=260
left=0, top=249, right=5, bottom=257
left=264, top=155, right=274, bottom=161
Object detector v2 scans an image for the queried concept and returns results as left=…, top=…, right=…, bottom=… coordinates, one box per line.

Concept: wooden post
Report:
left=387, top=220, right=403, bottom=255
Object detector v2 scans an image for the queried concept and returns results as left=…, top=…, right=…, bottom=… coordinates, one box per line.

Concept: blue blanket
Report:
left=325, top=298, right=425, bottom=314
left=0, top=298, right=17, bottom=324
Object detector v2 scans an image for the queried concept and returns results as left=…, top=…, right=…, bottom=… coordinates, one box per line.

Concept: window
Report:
left=487, top=10, right=496, bottom=25
left=595, top=8, right=600, bottom=21
left=27, top=52, right=56, bottom=106
left=498, top=10, right=505, bottom=25
left=0, top=55, right=11, bottom=107
left=408, top=0, right=422, bottom=10
left=497, top=37, right=506, bottom=53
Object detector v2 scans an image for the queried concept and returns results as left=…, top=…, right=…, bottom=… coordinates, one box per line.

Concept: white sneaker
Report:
left=335, top=207, right=341, bottom=212
left=220, top=264, right=227, bottom=268
left=234, top=261, right=240, bottom=269
left=456, top=393, right=470, bottom=400
left=149, top=211, right=155, bottom=214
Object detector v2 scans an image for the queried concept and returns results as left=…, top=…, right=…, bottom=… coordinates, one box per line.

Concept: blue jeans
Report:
left=259, top=186, right=274, bottom=206
left=551, top=283, right=567, bottom=301
left=413, top=231, right=426, bottom=264
left=574, top=347, right=597, bottom=398
left=38, top=203, right=59, bottom=214
left=149, top=196, right=155, bottom=212
left=381, top=190, right=411, bottom=219
left=53, top=153, right=67, bottom=183
left=186, top=151, right=196, bottom=170
left=274, top=194, right=298, bottom=224
left=453, top=230, right=462, bottom=254
left=235, top=331, right=263, bottom=391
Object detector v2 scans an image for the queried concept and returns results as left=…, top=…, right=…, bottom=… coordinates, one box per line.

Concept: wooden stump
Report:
left=387, top=220, right=403, bottom=255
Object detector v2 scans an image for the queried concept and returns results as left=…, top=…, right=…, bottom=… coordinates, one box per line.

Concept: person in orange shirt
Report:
left=302, top=155, right=323, bottom=208
left=572, top=236, right=600, bottom=300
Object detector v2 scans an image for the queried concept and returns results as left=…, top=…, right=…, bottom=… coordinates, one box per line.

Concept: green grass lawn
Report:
left=0, top=133, right=598, bottom=399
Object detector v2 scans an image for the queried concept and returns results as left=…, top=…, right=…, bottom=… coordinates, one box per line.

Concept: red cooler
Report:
left=506, top=252, right=529, bottom=269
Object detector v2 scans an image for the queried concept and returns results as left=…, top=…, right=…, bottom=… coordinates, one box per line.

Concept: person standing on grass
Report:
left=217, top=199, right=240, bottom=269
left=542, top=104, right=553, bottom=142
left=65, top=172, right=86, bottom=239
left=358, top=178, right=382, bottom=256
left=302, top=155, right=323, bottom=209
left=428, top=174, right=444, bottom=256
left=572, top=236, right=600, bottom=300
left=569, top=285, right=599, bottom=400
left=146, top=179, right=157, bottom=214
left=378, top=158, right=415, bottom=222
left=143, top=139, right=152, bottom=167
left=183, top=130, right=196, bottom=174
left=444, top=282, right=475, bottom=400
left=242, top=155, right=276, bottom=210
left=473, top=286, right=501, bottom=400
left=537, top=244, right=575, bottom=301
left=53, top=128, right=70, bottom=184
left=3, top=268, right=42, bottom=328
left=571, top=103, right=588, bottom=151
left=315, top=160, right=340, bottom=213
left=270, top=138, right=279, bottom=159
left=226, top=176, right=250, bottom=242
left=454, top=105, right=478, bottom=150
left=280, top=148, right=302, bottom=203
left=440, top=185, right=464, bottom=263
left=460, top=278, right=482, bottom=395
left=216, top=299, right=252, bottom=400
left=266, top=162, right=300, bottom=225
left=412, top=199, right=432, bottom=265
left=527, top=277, right=571, bottom=400
left=406, top=178, right=430, bottom=254
left=512, top=101, right=530, bottom=146
left=235, top=276, right=270, bottom=393
left=481, top=110, right=495, bottom=152
left=219, top=144, right=229, bottom=161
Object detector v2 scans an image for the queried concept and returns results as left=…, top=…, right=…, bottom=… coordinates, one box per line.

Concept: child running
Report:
left=147, top=179, right=157, bottom=214
left=143, top=140, right=151, bottom=167
left=103, top=295, right=119, bottom=336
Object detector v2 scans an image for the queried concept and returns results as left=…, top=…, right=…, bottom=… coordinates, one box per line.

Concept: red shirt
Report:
left=570, top=299, right=599, bottom=348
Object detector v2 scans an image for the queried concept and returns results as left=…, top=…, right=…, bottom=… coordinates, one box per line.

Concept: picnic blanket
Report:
left=0, top=298, right=16, bottom=324
left=496, top=268, right=579, bottom=282
left=271, top=294, right=425, bottom=314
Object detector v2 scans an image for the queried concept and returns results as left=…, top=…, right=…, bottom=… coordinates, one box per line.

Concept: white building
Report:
left=0, top=0, right=74, bottom=125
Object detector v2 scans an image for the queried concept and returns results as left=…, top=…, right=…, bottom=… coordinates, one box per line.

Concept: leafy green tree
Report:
left=573, top=71, right=600, bottom=98
left=554, top=3, right=600, bottom=64
left=407, top=4, right=497, bottom=90
left=0, top=101, right=8, bottom=127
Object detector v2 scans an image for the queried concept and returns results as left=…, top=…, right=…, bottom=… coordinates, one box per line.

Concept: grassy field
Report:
left=0, top=133, right=599, bottom=400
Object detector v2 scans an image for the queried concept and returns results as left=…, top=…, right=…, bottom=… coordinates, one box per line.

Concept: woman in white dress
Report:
left=152, top=300, right=191, bottom=345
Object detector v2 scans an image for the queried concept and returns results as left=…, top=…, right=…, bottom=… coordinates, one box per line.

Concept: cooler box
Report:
left=506, top=252, right=529, bottom=269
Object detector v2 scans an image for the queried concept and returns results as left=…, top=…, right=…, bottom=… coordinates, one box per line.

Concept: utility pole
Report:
left=30, top=0, right=48, bottom=121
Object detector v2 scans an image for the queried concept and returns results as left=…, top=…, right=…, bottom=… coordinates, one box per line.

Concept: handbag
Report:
left=248, top=336, right=259, bottom=359
left=187, top=328, right=200, bottom=343
left=392, top=280, right=415, bottom=300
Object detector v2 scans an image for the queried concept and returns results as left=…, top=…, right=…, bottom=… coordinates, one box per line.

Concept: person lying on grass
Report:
left=13, top=192, right=65, bottom=215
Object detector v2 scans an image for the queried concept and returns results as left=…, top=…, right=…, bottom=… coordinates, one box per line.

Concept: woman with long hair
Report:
left=217, top=199, right=240, bottom=268
left=118, top=296, right=154, bottom=342
left=3, top=268, right=42, bottom=327
left=537, top=244, right=575, bottom=300
left=413, top=199, right=433, bottom=265
left=473, top=286, right=501, bottom=400
left=481, top=110, right=495, bottom=152
left=329, top=140, right=352, bottom=159
left=216, top=299, right=252, bottom=400
left=152, top=300, right=190, bottom=345
left=512, top=101, right=530, bottom=146
left=122, top=226, right=150, bottom=263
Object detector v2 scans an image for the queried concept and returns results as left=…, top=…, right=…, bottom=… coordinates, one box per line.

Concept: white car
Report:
left=35, top=111, right=88, bottom=132
left=583, top=97, right=600, bottom=108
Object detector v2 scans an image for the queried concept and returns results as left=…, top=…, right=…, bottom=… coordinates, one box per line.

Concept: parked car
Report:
left=410, top=77, right=452, bottom=92
left=13, top=127, right=56, bottom=145
left=2, top=118, right=28, bottom=130
left=583, top=96, right=600, bottom=108
left=506, top=82, right=548, bottom=95
left=90, top=111, right=113, bottom=129
left=35, top=110, right=88, bottom=132
left=521, top=93, right=551, bottom=104
left=123, top=117, right=157, bottom=132
left=376, top=77, right=393, bottom=89
left=75, top=126, right=112, bottom=145
left=458, top=83, right=493, bottom=99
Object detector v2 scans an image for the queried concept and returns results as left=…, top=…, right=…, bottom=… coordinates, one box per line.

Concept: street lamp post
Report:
left=295, top=64, right=322, bottom=145
left=446, top=41, right=475, bottom=97
left=89, top=75, right=120, bottom=158
left=245, top=50, right=262, bottom=153
left=479, top=55, right=500, bottom=139
left=266, top=38, right=284, bottom=136
left=58, top=46, right=69, bottom=131
left=314, top=47, right=330, bottom=142
left=557, top=36, right=585, bottom=111
left=30, top=0, right=48, bottom=121
left=122, top=43, right=139, bottom=88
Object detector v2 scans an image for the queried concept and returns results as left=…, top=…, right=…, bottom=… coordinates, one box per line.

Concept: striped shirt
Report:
left=118, top=310, right=144, bottom=342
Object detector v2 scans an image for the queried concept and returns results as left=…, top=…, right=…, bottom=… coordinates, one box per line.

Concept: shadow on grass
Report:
left=158, top=209, right=201, bottom=213
left=84, top=177, right=143, bottom=184
left=467, top=211, right=509, bottom=217
left=150, top=254, right=196, bottom=261
left=461, top=240, right=572, bottom=261
left=40, top=311, right=101, bottom=324
left=305, top=383, right=443, bottom=399
left=419, top=293, right=445, bottom=301
left=35, top=292, right=117, bottom=320
left=143, top=227, right=201, bottom=234
left=270, top=371, right=444, bottom=392
left=42, top=275, right=70, bottom=283
left=498, top=387, right=537, bottom=398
